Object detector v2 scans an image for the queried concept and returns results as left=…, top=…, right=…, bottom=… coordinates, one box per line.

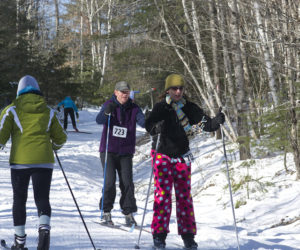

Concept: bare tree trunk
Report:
left=228, top=0, right=251, bottom=160
left=209, top=0, right=221, bottom=139
left=218, top=0, right=238, bottom=121
left=95, top=0, right=103, bottom=71
left=85, top=0, right=97, bottom=76
left=288, top=77, right=300, bottom=179
left=186, top=0, right=237, bottom=140
left=240, top=36, right=259, bottom=141
left=253, top=1, right=278, bottom=106
left=189, top=0, right=222, bottom=111
left=100, top=0, right=113, bottom=87
left=154, top=0, right=236, bottom=141
left=84, top=0, right=107, bottom=78
left=283, top=0, right=300, bottom=179
left=54, top=0, right=60, bottom=37
left=153, top=0, right=237, bottom=141
left=16, top=0, right=20, bottom=44
left=26, top=0, right=34, bottom=39
left=247, top=94, right=259, bottom=140
left=80, top=0, right=84, bottom=77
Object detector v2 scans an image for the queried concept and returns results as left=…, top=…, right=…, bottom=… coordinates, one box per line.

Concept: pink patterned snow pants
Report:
left=150, top=150, right=197, bottom=236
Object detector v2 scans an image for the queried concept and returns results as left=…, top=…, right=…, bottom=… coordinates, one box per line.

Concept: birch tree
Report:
left=54, top=0, right=60, bottom=37
left=153, top=0, right=237, bottom=141
left=80, top=0, right=84, bottom=76
left=85, top=0, right=99, bottom=74
left=208, top=0, right=221, bottom=139
left=281, top=0, right=300, bottom=179
left=227, top=0, right=251, bottom=159
left=100, top=0, right=113, bottom=87
left=253, top=0, right=278, bottom=106
left=217, top=0, right=238, bottom=121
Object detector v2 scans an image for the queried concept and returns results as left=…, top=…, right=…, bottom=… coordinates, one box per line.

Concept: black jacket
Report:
left=145, top=100, right=220, bottom=158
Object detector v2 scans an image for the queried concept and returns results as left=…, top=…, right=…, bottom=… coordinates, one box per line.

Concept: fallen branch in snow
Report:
left=270, top=215, right=300, bottom=228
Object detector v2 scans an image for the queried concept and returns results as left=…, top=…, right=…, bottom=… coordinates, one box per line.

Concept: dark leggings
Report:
left=11, top=168, right=53, bottom=226
left=64, top=107, right=76, bottom=129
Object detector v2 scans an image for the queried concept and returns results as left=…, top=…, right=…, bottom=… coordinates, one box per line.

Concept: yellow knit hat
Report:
left=165, top=74, right=185, bottom=91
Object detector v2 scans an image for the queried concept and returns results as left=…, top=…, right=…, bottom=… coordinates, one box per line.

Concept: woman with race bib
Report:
left=96, top=81, right=145, bottom=227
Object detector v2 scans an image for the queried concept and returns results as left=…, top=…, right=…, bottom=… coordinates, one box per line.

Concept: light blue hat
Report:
left=17, top=75, right=40, bottom=96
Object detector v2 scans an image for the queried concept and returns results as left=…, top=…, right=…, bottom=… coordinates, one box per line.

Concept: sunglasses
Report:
left=119, top=90, right=130, bottom=94
left=170, top=86, right=184, bottom=91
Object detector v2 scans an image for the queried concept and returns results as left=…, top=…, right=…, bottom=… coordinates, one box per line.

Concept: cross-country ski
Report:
left=0, top=240, right=10, bottom=250
left=1, top=239, right=28, bottom=250
left=67, top=130, right=93, bottom=134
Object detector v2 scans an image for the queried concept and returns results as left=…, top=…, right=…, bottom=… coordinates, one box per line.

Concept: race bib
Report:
left=182, top=151, right=194, bottom=164
left=112, top=126, right=127, bottom=138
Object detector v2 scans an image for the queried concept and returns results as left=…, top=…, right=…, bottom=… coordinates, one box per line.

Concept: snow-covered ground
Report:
left=0, top=108, right=299, bottom=250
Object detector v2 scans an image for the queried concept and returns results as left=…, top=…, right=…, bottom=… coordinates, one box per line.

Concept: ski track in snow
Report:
left=0, top=108, right=300, bottom=249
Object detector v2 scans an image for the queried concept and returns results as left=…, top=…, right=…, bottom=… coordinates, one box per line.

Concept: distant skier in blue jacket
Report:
left=57, top=96, right=79, bottom=132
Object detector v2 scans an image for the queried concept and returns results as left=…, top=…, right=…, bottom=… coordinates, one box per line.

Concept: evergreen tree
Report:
left=0, top=0, right=33, bottom=106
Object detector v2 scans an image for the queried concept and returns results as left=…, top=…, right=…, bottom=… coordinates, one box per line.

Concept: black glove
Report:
left=214, top=111, right=225, bottom=125
left=76, top=112, right=79, bottom=119
left=145, top=109, right=151, bottom=119
left=154, top=120, right=164, bottom=134
left=57, top=107, right=60, bottom=112
left=104, top=102, right=118, bottom=115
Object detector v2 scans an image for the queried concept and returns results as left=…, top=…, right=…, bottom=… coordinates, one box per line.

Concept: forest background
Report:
left=0, top=0, right=299, bottom=178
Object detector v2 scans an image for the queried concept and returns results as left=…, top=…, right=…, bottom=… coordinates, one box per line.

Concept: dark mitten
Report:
left=213, top=112, right=225, bottom=125
left=104, top=102, right=118, bottom=115
left=145, top=109, right=151, bottom=119
left=57, top=107, right=60, bottom=112
left=76, top=112, right=79, bottom=119
left=154, top=120, right=164, bottom=134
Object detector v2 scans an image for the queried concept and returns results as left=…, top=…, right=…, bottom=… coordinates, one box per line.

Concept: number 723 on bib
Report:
left=112, top=125, right=127, bottom=138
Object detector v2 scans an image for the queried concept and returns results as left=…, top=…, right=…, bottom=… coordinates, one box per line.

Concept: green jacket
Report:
left=0, top=93, right=67, bottom=164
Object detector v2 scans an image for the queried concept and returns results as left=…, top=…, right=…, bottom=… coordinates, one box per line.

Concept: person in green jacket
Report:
left=0, top=75, right=67, bottom=250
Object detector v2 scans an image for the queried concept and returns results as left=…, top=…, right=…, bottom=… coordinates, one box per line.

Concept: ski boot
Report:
left=182, top=238, right=198, bottom=249
left=11, top=234, right=28, bottom=250
left=153, top=234, right=166, bottom=249
left=125, top=213, right=137, bottom=227
left=37, top=225, right=50, bottom=250
left=102, top=212, right=114, bottom=226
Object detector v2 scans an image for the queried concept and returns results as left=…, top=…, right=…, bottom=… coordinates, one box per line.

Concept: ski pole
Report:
left=100, top=113, right=111, bottom=219
left=219, top=107, right=241, bottom=250
left=54, top=151, right=99, bottom=250
left=135, top=133, right=161, bottom=249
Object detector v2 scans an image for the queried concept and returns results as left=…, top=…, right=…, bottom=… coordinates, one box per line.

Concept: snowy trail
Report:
left=1, top=108, right=300, bottom=249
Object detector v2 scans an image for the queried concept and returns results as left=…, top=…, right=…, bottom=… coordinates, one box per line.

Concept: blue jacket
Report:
left=58, top=96, right=78, bottom=112
left=96, top=95, right=145, bottom=155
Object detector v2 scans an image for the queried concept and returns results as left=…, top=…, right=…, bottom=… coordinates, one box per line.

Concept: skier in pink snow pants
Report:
left=145, top=74, right=225, bottom=249
left=151, top=150, right=196, bottom=235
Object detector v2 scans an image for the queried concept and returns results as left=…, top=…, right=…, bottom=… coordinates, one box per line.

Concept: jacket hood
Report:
left=17, top=75, right=40, bottom=96
left=14, top=93, right=47, bottom=114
